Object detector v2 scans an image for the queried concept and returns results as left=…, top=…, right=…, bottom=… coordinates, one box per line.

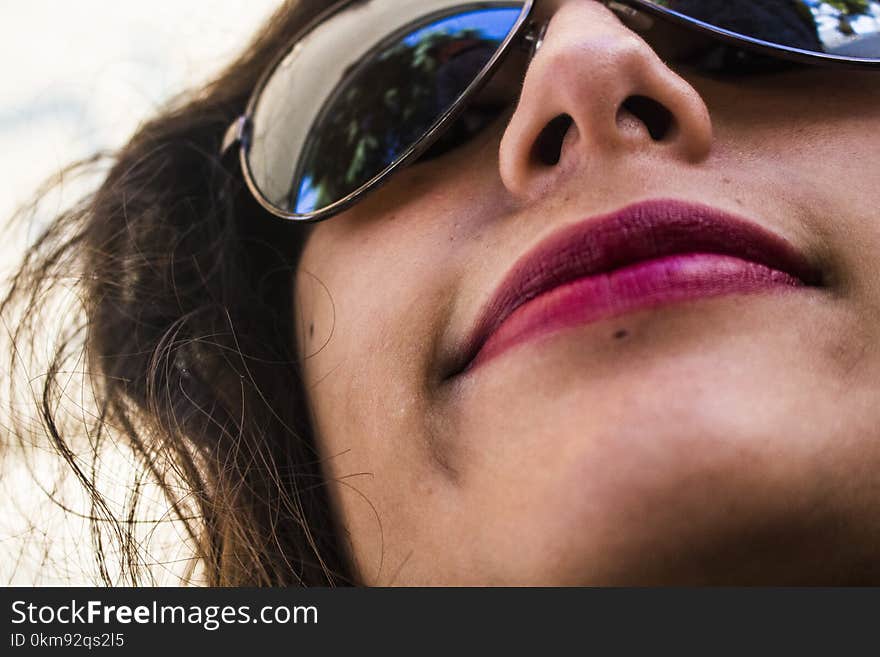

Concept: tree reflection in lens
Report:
left=291, top=7, right=520, bottom=214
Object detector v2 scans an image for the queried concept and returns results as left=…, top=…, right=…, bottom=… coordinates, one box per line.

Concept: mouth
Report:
left=451, top=199, right=821, bottom=377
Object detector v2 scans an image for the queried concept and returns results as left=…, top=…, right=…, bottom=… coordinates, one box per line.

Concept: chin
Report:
left=501, top=378, right=879, bottom=584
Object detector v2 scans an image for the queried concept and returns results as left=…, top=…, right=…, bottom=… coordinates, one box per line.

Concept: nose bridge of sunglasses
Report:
left=605, top=1, right=656, bottom=32
left=520, top=1, right=656, bottom=58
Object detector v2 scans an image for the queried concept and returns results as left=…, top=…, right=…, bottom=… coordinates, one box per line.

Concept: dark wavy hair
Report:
left=1, top=0, right=354, bottom=586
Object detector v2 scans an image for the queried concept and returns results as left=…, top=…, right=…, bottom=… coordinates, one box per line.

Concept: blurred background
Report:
left=0, top=0, right=280, bottom=585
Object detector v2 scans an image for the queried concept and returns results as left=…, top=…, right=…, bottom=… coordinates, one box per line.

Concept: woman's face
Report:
left=293, top=0, right=880, bottom=584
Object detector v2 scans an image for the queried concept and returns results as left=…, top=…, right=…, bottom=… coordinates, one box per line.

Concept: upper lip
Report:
left=451, top=198, right=820, bottom=376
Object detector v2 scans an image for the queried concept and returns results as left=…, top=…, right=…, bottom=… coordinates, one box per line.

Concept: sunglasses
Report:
left=222, top=0, right=880, bottom=222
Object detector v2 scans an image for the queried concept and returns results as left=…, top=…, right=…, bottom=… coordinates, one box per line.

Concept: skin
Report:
left=292, top=0, right=880, bottom=584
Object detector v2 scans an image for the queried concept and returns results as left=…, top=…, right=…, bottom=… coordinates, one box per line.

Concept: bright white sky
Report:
left=0, top=0, right=279, bottom=225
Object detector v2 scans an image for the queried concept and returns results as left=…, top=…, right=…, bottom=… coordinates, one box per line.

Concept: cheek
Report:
left=293, top=117, right=511, bottom=381
left=294, top=253, right=438, bottom=578
left=699, top=75, right=880, bottom=287
left=705, top=74, right=880, bottom=184
left=290, top=145, right=511, bottom=580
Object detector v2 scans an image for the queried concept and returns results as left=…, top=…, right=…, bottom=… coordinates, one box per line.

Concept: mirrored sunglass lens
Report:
left=246, top=1, right=525, bottom=216
left=642, top=0, right=880, bottom=59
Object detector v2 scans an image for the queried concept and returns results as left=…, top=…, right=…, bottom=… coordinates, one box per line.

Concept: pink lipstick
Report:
left=454, top=199, right=818, bottom=375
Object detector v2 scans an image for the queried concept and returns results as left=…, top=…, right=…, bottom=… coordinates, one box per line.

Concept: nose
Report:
left=498, top=0, right=714, bottom=199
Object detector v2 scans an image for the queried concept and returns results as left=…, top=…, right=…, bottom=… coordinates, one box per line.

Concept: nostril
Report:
left=532, top=114, right=574, bottom=166
left=620, top=95, right=675, bottom=141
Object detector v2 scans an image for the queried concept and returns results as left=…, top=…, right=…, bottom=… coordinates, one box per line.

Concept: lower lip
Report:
left=466, top=253, right=803, bottom=372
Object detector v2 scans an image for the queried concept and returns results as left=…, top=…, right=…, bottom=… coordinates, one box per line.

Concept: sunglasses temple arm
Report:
left=221, top=115, right=250, bottom=157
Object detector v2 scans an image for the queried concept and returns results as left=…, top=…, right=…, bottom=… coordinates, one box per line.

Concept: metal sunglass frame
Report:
left=222, top=0, right=880, bottom=223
